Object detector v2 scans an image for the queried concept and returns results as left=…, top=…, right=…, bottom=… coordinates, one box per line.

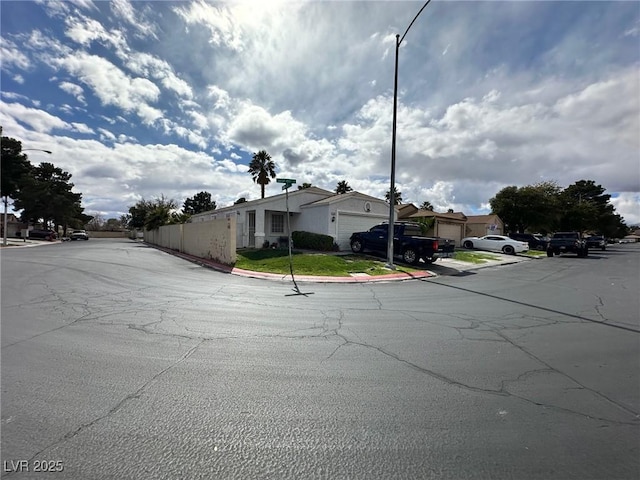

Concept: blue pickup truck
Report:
left=349, top=222, right=455, bottom=265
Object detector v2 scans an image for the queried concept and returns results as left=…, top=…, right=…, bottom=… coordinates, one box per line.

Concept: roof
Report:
left=409, top=210, right=467, bottom=222
left=303, top=190, right=387, bottom=207
left=192, top=186, right=333, bottom=217
left=466, top=214, right=503, bottom=224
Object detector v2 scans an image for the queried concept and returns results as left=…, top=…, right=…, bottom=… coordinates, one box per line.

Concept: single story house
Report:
left=465, top=214, right=505, bottom=237
left=399, top=207, right=468, bottom=247
left=190, top=187, right=394, bottom=251
left=0, top=213, right=27, bottom=238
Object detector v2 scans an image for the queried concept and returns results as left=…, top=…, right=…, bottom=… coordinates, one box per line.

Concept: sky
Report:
left=1, top=0, right=639, bottom=226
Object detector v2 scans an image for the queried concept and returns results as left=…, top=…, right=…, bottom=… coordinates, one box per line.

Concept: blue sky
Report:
left=1, top=0, right=639, bottom=225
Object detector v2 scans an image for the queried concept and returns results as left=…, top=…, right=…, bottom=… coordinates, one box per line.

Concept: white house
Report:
left=190, top=187, right=394, bottom=250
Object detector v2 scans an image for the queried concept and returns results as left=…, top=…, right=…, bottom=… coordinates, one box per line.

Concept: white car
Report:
left=461, top=235, right=529, bottom=255
left=70, top=230, right=89, bottom=241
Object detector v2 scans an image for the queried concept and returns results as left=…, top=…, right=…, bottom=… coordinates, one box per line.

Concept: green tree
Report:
left=183, top=191, right=216, bottom=215
left=385, top=186, right=403, bottom=205
left=1, top=136, right=31, bottom=201
left=559, top=180, right=622, bottom=235
left=489, top=181, right=560, bottom=233
left=128, top=199, right=154, bottom=229
left=127, top=195, right=177, bottom=231
left=248, top=150, right=276, bottom=199
left=335, top=180, right=353, bottom=194
left=420, top=201, right=434, bottom=211
left=234, top=197, right=247, bottom=204
left=13, top=162, right=85, bottom=232
left=297, top=183, right=312, bottom=190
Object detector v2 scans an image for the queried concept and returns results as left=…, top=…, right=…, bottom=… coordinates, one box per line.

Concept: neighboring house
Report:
left=400, top=208, right=467, bottom=246
left=0, top=213, right=27, bottom=238
left=191, top=187, right=394, bottom=250
left=465, top=214, right=504, bottom=237
left=396, top=203, right=419, bottom=219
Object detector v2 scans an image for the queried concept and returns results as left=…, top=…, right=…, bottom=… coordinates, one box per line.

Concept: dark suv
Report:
left=508, top=233, right=548, bottom=250
left=585, top=235, right=606, bottom=251
left=26, top=229, right=58, bottom=240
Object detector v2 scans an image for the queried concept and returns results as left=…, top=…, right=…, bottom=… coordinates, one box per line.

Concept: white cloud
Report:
left=59, top=81, right=86, bottom=104
left=0, top=39, right=31, bottom=70
left=611, top=193, right=640, bottom=226
left=0, top=102, right=70, bottom=133
left=54, top=52, right=163, bottom=124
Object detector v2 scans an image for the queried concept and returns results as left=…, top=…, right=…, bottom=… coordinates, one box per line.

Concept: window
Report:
left=272, top=214, right=284, bottom=233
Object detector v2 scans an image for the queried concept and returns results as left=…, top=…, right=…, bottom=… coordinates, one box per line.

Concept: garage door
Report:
left=436, top=223, right=463, bottom=247
left=337, top=212, right=387, bottom=251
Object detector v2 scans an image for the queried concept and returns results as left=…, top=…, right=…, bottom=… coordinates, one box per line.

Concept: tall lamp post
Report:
left=2, top=148, right=52, bottom=246
left=386, top=0, right=432, bottom=269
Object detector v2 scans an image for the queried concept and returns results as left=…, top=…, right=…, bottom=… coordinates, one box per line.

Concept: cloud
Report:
left=0, top=39, right=31, bottom=70
left=0, top=102, right=70, bottom=133
left=59, top=81, right=86, bottom=104
left=54, top=52, right=164, bottom=124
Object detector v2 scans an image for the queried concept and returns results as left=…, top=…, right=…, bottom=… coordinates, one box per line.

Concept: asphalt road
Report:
left=2, top=239, right=639, bottom=480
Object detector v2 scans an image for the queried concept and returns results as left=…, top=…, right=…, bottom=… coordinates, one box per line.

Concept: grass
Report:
left=235, top=249, right=422, bottom=276
left=522, top=249, right=547, bottom=257
left=452, top=251, right=501, bottom=264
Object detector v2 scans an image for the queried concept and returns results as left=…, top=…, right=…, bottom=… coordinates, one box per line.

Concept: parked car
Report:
left=349, top=222, right=455, bottom=265
left=25, top=229, right=57, bottom=241
left=585, top=235, right=606, bottom=250
left=508, top=232, right=548, bottom=250
left=547, top=232, right=588, bottom=257
left=70, top=230, right=89, bottom=241
left=461, top=235, right=529, bottom=255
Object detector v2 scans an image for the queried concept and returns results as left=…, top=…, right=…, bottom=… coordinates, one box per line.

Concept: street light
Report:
left=2, top=148, right=53, bottom=246
left=386, top=0, right=432, bottom=269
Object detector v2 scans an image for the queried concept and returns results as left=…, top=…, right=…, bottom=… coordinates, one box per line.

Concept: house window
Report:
left=272, top=214, right=284, bottom=233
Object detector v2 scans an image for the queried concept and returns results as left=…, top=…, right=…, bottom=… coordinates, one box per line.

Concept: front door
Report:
left=248, top=211, right=256, bottom=247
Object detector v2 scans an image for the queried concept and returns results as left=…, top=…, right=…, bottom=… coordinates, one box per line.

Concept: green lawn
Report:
left=452, top=251, right=501, bottom=263
left=235, top=249, right=422, bottom=276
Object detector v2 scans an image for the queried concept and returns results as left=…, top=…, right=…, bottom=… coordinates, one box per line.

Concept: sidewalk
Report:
left=0, top=238, right=60, bottom=248
left=152, top=245, right=532, bottom=283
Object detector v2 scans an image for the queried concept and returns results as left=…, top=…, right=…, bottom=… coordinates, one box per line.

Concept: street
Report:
left=1, top=239, right=639, bottom=479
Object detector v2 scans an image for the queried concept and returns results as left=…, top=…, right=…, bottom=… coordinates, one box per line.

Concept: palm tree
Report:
left=385, top=186, right=403, bottom=205
left=335, top=180, right=353, bottom=194
left=248, top=150, right=276, bottom=199
left=420, top=201, right=434, bottom=211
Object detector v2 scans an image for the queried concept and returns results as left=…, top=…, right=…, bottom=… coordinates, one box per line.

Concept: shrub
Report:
left=292, top=231, right=335, bottom=251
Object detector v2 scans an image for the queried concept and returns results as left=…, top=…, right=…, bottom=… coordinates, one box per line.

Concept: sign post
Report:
left=276, top=179, right=311, bottom=296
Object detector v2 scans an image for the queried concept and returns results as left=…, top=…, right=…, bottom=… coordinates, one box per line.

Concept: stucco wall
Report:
left=144, top=217, right=237, bottom=265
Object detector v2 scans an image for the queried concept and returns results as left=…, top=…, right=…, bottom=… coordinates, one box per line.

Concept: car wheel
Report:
left=463, top=241, right=474, bottom=249
left=502, top=245, right=515, bottom=255
left=350, top=239, right=363, bottom=253
left=546, top=250, right=554, bottom=257
left=402, top=248, right=418, bottom=265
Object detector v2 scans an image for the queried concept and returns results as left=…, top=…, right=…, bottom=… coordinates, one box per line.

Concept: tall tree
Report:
left=183, top=191, right=216, bottom=215
left=13, top=162, right=84, bottom=231
left=385, top=186, right=403, bottom=205
left=420, top=201, right=434, bottom=211
left=335, top=180, right=353, bottom=194
left=1, top=136, right=31, bottom=201
left=248, top=150, right=276, bottom=199
left=559, top=180, right=619, bottom=234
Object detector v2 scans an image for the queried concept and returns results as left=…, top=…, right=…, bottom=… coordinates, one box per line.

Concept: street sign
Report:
left=277, top=178, right=296, bottom=190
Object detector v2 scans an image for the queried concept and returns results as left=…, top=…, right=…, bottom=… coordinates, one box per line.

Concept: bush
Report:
left=292, top=231, right=335, bottom=251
